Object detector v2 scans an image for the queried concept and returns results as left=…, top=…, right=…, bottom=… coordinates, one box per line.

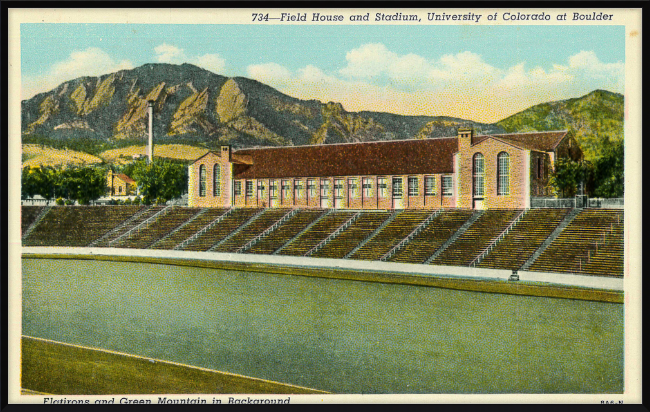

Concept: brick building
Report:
left=188, top=128, right=582, bottom=210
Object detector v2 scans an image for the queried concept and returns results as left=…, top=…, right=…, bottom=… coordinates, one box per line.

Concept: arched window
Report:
left=473, top=153, right=485, bottom=197
left=213, top=164, right=221, bottom=196
left=199, top=164, right=207, bottom=197
left=497, top=152, right=510, bottom=196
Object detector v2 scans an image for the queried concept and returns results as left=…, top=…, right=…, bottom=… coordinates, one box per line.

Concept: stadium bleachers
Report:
left=581, top=220, right=623, bottom=277
left=349, top=210, right=433, bottom=261
left=23, top=206, right=145, bottom=247
left=246, top=209, right=325, bottom=255
left=430, top=209, right=521, bottom=267
left=311, top=211, right=391, bottom=259
left=151, top=208, right=227, bottom=250
left=182, top=208, right=262, bottom=252
left=528, top=209, right=624, bottom=276
left=388, top=209, right=474, bottom=264
left=112, top=207, right=203, bottom=249
left=477, top=209, right=571, bottom=271
left=22, top=206, right=46, bottom=236
left=277, top=211, right=358, bottom=257
left=93, top=206, right=166, bottom=247
left=212, top=208, right=293, bottom=253
left=20, top=205, right=625, bottom=278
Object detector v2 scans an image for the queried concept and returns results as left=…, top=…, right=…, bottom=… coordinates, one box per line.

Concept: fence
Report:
left=531, top=197, right=623, bottom=209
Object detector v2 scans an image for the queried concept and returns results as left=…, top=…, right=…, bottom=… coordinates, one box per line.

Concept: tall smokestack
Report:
left=147, top=100, right=154, bottom=164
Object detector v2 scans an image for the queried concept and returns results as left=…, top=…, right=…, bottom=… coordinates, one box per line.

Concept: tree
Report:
left=130, top=159, right=187, bottom=204
left=592, top=139, right=624, bottom=198
left=549, top=158, right=593, bottom=198
left=21, top=166, right=57, bottom=200
left=58, top=166, right=108, bottom=204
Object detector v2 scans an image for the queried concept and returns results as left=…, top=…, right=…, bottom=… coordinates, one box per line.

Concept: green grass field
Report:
left=21, top=337, right=326, bottom=395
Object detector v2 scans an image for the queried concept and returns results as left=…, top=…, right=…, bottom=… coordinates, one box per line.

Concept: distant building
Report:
left=187, top=129, right=582, bottom=210
left=107, top=170, right=137, bottom=196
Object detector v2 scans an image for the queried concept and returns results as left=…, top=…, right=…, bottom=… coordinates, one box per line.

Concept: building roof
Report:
left=115, top=173, right=136, bottom=184
left=232, top=138, right=459, bottom=179
left=488, top=130, right=569, bottom=152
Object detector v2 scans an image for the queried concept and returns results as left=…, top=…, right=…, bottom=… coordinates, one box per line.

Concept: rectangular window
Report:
left=442, top=176, right=453, bottom=197
left=245, top=180, right=254, bottom=197
left=425, top=176, right=436, bottom=196
left=294, top=180, right=304, bottom=198
left=119, top=186, right=122, bottom=194
left=362, top=178, right=373, bottom=198
left=408, top=176, right=419, bottom=196
left=234, top=181, right=242, bottom=196
left=392, top=177, right=403, bottom=198
left=257, top=181, right=265, bottom=196
left=307, top=179, right=317, bottom=197
left=348, top=178, right=358, bottom=198
left=377, top=177, right=388, bottom=198
left=270, top=180, right=278, bottom=198
left=334, top=179, right=344, bottom=199
left=282, top=180, right=291, bottom=200
left=320, top=179, right=331, bottom=197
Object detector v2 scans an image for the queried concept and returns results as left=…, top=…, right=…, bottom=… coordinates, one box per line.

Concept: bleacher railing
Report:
left=236, top=208, right=299, bottom=253
left=469, top=208, right=527, bottom=267
left=108, top=205, right=172, bottom=246
left=380, top=209, right=441, bottom=262
left=305, top=212, right=361, bottom=257
left=173, top=208, right=233, bottom=250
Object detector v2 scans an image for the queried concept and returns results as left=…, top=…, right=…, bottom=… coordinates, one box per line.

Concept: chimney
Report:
left=221, top=145, right=231, bottom=161
left=458, top=127, right=474, bottom=153
left=147, top=100, right=155, bottom=164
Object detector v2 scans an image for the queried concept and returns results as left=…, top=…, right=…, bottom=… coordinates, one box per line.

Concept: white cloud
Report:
left=22, top=47, right=133, bottom=99
left=247, top=63, right=292, bottom=84
left=154, top=43, right=226, bottom=74
left=246, top=45, right=624, bottom=123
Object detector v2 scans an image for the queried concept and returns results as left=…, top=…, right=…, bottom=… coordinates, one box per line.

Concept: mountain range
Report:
left=21, top=63, right=623, bottom=162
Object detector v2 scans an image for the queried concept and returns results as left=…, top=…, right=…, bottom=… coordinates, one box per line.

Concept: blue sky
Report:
left=21, top=24, right=625, bottom=122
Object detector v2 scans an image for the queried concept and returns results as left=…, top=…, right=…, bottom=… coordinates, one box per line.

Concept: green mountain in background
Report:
left=496, top=89, right=624, bottom=161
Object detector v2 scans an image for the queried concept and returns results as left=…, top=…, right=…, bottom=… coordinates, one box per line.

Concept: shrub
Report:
left=65, top=199, right=75, bottom=206
left=123, top=198, right=132, bottom=205
left=133, top=197, right=141, bottom=206
left=55, top=197, right=64, bottom=206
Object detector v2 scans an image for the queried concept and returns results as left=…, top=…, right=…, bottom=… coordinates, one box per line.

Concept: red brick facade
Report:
left=188, top=129, right=581, bottom=210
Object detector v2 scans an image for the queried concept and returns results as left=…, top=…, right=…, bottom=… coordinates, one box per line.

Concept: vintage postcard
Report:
left=7, top=6, right=642, bottom=404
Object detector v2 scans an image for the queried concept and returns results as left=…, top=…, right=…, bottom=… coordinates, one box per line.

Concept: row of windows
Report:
left=198, top=169, right=454, bottom=198
left=473, top=152, right=510, bottom=197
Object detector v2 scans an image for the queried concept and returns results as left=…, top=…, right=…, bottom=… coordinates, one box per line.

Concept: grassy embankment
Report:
left=22, top=253, right=624, bottom=304
left=21, top=337, right=327, bottom=395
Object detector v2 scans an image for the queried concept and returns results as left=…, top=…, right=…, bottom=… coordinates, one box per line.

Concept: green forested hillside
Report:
left=496, top=90, right=624, bottom=161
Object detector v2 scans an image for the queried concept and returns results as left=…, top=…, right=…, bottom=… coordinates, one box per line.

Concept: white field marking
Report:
left=21, top=246, right=624, bottom=292
left=22, top=335, right=329, bottom=394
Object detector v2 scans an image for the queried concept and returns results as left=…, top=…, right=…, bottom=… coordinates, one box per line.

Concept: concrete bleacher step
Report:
left=89, top=206, right=152, bottom=247
left=237, top=208, right=299, bottom=253
left=469, top=208, right=528, bottom=267
left=306, top=212, right=362, bottom=257
left=381, top=209, right=441, bottom=261
left=273, top=209, right=333, bottom=255
left=424, top=210, right=484, bottom=264
left=174, top=208, right=233, bottom=250
left=344, top=210, right=400, bottom=259
left=108, top=205, right=172, bottom=247
left=21, top=206, right=52, bottom=242
left=519, top=208, right=582, bottom=271
left=208, top=208, right=268, bottom=252
left=149, top=208, right=208, bottom=249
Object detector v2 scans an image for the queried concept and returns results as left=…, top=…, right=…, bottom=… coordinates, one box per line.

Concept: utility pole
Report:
left=147, top=100, right=154, bottom=164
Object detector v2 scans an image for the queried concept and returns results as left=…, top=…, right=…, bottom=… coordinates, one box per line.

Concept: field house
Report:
left=21, top=128, right=623, bottom=277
